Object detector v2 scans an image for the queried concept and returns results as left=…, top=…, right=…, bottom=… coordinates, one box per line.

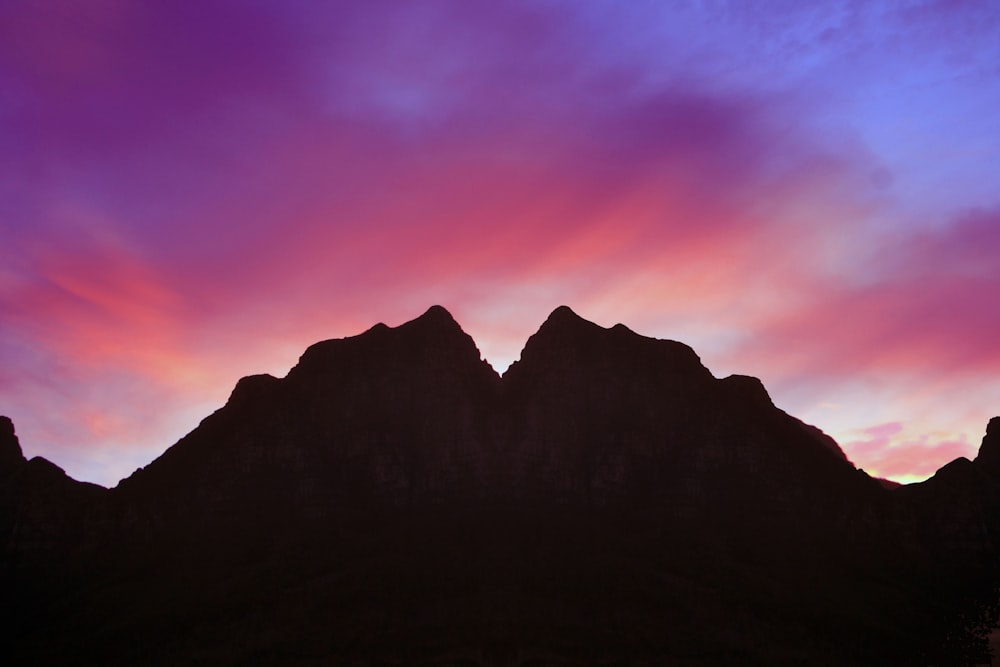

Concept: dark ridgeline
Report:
left=2, top=306, right=999, bottom=666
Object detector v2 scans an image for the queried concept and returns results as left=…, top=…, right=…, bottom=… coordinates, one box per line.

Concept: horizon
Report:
left=2, top=1, right=999, bottom=487
left=3, top=303, right=996, bottom=489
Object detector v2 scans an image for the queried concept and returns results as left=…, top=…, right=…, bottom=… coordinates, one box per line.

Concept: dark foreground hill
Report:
left=3, top=306, right=1000, bottom=665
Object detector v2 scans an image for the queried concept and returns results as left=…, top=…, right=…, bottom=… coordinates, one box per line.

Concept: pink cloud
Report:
left=2, top=0, right=997, bottom=487
left=843, top=422, right=977, bottom=482
left=727, top=207, right=1000, bottom=384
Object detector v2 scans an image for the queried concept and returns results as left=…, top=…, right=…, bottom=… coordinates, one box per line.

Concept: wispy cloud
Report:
left=1, top=0, right=997, bottom=485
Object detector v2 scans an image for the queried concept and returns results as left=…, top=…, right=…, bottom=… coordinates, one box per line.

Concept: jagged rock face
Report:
left=500, top=307, right=715, bottom=502
left=975, top=416, right=1000, bottom=470
left=0, top=418, right=105, bottom=584
left=3, top=306, right=1000, bottom=666
left=115, top=306, right=501, bottom=538
left=116, top=305, right=868, bottom=529
left=0, top=416, right=23, bottom=478
left=501, top=307, right=871, bottom=548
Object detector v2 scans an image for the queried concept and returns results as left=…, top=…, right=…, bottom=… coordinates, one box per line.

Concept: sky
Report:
left=2, top=0, right=999, bottom=487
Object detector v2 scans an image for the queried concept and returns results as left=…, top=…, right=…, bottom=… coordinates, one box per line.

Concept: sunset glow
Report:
left=2, top=1, right=999, bottom=486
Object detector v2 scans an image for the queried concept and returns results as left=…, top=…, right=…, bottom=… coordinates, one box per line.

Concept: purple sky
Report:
left=2, top=0, right=999, bottom=486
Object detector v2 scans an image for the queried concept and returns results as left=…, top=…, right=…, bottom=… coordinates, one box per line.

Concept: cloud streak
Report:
left=1, top=0, right=998, bottom=485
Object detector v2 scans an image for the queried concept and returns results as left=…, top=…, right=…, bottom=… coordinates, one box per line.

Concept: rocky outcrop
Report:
left=114, top=306, right=501, bottom=543
left=975, top=416, right=1000, bottom=472
left=0, top=416, right=23, bottom=479
left=2, top=306, right=999, bottom=665
left=1, top=419, right=105, bottom=556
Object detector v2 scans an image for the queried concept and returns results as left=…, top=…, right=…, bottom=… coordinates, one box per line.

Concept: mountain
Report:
left=2, top=306, right=999, bottom=665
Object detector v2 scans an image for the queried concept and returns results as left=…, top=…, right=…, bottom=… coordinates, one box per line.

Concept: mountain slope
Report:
left=2, top=307, right=999, bottom=665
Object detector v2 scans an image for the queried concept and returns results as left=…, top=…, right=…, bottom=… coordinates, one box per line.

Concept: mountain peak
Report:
left=289, top=304, right=493, bottom=387
left=401, top=304, right=463, bottom=334
left=537, top=307, right=645, bottom=342
left=0, top=415, right=14, bottom=438
left=1, top=415, right=25, bottom=477
left=525, top=306, right=605, bottom=346
left=507, top=306, right=710, bottom=388
left=541, top=305, right=593, bottom=329
left=548, top=304, right=580, bottom=319
left=974, top=416, right=1000, bottom=471
left=420, top=304, right=456, bottom=321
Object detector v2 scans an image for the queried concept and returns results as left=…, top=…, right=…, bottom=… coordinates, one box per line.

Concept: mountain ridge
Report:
left=2, top=306, right=999, bottom=665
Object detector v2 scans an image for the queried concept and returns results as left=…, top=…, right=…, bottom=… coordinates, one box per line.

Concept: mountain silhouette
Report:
left=2, top=306, right=999, bottom=665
